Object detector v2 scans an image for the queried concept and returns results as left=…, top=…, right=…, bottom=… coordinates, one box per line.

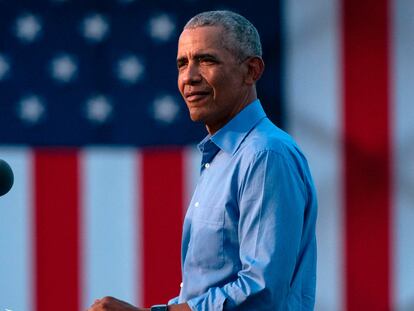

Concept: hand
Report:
left=87, top=296, right=150, bottom=311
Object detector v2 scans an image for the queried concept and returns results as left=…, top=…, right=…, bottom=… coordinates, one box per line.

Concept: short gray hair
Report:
left=184, top=10, right=262, bottom=60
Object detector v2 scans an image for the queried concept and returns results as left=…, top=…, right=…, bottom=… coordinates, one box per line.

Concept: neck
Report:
left=206, top=89, right=257, bottom=135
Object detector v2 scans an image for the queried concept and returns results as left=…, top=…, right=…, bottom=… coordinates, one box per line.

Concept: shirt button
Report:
left=205, top=163, right=210, bottom=168
left=194, top=202, right=199, bottom=207
left=180, top=282, right=183, bottom=288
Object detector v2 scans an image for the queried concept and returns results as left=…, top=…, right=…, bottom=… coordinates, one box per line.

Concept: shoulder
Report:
left=240, top=118, right=304, bottom=162
left=236, top=119, right=315, bottom=199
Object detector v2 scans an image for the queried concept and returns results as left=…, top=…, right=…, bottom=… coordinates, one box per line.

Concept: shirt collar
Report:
left=198, top=99, right=267, bottom=155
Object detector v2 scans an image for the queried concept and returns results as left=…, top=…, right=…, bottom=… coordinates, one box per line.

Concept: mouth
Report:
left=184, top=91, right=210, bottom=102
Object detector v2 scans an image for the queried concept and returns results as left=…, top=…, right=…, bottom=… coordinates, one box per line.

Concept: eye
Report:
left=177, top=59, right=188, bottom=69
left=202, top=59, right=215, bottom=65
left=198, top=56, right=218, bottom=65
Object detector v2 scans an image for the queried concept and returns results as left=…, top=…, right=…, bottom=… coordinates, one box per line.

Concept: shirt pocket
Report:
left=189, top=206, right=225, bottom=269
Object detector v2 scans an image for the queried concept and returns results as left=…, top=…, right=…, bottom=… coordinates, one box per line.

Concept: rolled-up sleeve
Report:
left=186, top=150, right=309, bottom=310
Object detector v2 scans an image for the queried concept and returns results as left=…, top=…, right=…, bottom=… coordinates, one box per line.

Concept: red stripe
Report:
left=141, top=148, right=184, bottom=307
left=341, top=0, right=392, bottom=309
left=33, top=149, right=81, bottom=311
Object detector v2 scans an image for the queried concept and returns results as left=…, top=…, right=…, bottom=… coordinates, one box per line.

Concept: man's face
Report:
left=177, top=26, right=249, bottom=134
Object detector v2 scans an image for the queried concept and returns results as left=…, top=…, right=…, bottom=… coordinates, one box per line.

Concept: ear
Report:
left=244, top=57, right=265, bottom=85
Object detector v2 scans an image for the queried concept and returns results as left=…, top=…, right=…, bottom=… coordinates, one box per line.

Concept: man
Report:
left=89, top=10, right=317, bottom=311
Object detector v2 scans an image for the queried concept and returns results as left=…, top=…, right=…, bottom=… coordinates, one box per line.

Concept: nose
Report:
left=180, top=62, right=202, bottom=85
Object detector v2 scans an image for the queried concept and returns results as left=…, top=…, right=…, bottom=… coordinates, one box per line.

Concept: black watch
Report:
left=150, top=304, right=168, bottom=311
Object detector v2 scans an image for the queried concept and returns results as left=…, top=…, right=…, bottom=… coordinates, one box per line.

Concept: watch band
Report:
left=150, top=304, right=168, bottom=311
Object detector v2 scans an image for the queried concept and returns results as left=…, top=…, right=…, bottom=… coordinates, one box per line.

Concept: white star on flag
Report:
left=18, top=95, right=46, bottom=124
left=81, top=13, right=110, bottom=43
left=86, top=95, right=113, bottom=123
left=148, top=14, right=176, bottom=42
left=0, top=54, right=10, bottom=80
left=116, top=55, right=145, bottom=84
left=152, top=95, right=180, bottom=124
left=15, top=13, right=42, bottom=43
left=50, top=54, right=78, bottom=83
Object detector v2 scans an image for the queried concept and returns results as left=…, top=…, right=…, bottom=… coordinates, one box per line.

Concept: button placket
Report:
left=200, top=139, right=219, bottom=173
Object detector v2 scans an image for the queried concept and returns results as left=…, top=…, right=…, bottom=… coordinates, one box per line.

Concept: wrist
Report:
left=150, top=305, right=168, bottom=311
left=168, top=303, right=191, bottom=311
left=150, top=302, right=190, bottom=311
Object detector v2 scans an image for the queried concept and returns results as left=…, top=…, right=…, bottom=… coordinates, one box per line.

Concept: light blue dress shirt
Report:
left=169, top=100, right=317, bottom=310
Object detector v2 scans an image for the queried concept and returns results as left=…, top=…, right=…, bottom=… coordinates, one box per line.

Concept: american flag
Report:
left=0, top=0, right=413, bottom=310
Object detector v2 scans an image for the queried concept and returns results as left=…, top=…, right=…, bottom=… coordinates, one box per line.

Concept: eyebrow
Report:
left=176, top=53, right=219, bottom=65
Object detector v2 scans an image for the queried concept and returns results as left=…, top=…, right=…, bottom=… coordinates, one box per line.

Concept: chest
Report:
left=187, top=151, right=243, bottom=223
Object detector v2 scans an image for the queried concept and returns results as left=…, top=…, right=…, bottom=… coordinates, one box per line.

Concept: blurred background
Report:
left=0, top=0, right=413, bottom=310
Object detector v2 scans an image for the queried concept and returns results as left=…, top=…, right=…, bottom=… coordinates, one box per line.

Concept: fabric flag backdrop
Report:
left=0, top=1, right=413, bottom=311
left=285, top=0, right=414, bottom=310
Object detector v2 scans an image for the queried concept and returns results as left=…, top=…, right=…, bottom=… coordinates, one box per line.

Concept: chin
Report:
left=188, top=108, right=206, bottom=123
left=189, top=113, right=204, bottom=123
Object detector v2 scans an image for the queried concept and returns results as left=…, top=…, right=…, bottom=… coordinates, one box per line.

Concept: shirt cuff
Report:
left=186, top=289, right=226, bottom=311
left=167, top=296, right=179, bottom=305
